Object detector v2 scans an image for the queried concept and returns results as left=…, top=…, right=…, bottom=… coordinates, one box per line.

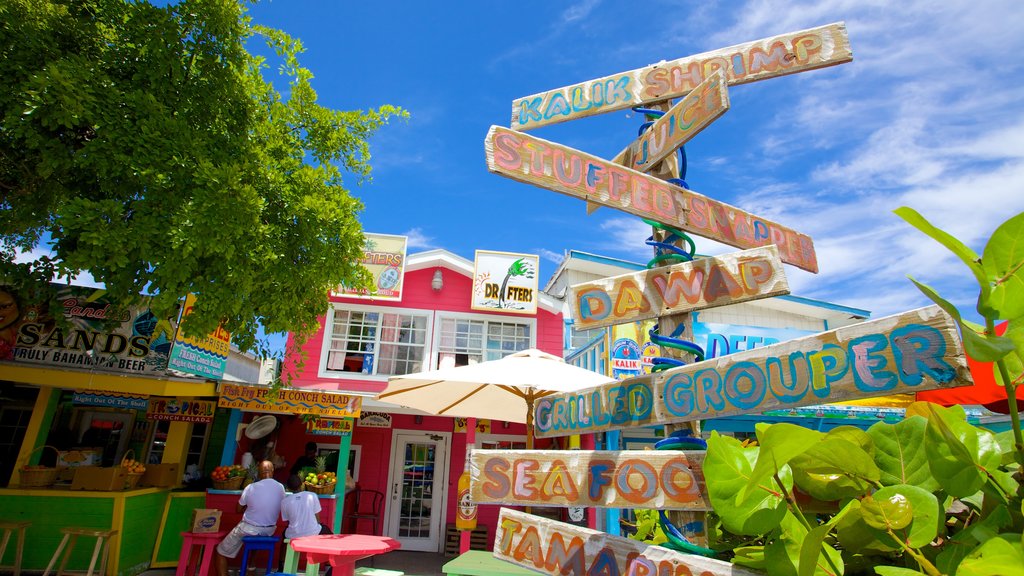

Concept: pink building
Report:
left=279, top=248, right=565, bottom=553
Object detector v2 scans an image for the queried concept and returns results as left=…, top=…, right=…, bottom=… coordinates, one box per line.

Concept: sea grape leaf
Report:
left=797, top=501, right=854, bottom=576
left=894, top=207, right=986, bottom=294
left=880, top=484, right=941, bottom=548
left=825, top=425, right=876, bottom=457
left=874, top=568, right=927, bottom=576
left=860, top=492, right=913, bottom=531
left=790, top=437, right=879, bottom=501
left=909, top=277, right=1015, bottom=362
left=935, top=506, right=1012, bottom=574
left=745, top=423, right=822, bottom=499
left=923, top=403, right=1001, bottom=497
left=704, top=432, right=789, bottom=536
left=982, top=211, right=1024, bottom=321
left=731, top=546, right=766, bottom=570
left=957, top=536, right=1024, bottom=576
left=993, top=321, right=1024, bottom=387
left=867, top=416, right=939, bottom=491
left=836, top=500, right=899, bottom=553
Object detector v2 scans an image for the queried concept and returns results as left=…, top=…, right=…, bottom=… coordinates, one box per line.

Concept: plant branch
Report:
left=886, top=529, right=942, bottom=576
left=990, top=318, right=1024, bottom=468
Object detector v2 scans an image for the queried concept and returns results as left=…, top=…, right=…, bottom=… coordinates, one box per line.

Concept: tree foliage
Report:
left=0, top=0, right=405, bottom=355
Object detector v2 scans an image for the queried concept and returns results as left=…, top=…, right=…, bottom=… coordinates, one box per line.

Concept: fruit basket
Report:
left=303, top=461, right=338, bottom=494
left=211, top=465, right=247, bottom=490
left=19, top=445, right=60, bottom=488
left=121, top=450, right=147, bottom=489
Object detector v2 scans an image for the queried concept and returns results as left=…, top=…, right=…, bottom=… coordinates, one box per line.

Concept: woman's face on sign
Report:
left=0, top=290, right=19, bottom=330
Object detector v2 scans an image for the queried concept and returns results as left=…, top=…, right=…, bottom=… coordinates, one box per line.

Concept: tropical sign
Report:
left=495, top=509, right=761, bottom=576
left=534, top=306, right=972, bottom=438
left=471, top=250, right=539, bottom=315
left=484, top=126, right=819, bottom=273
left=307, top=418, right=353, bottom=436
left=334, top=233, right=408, bottom=301
left=509, top=22, right=851, bottom=131
left=1, top=283, right=178, bottom=374
left=147, top=398, right=216, bottom=423
left=217, top=383, right=362, bottom=418
left=571, top=245, right=789, bottom=330
left=168, top=293, right=230, bottom=379
left=470, top=450, right=709, bottom=510
left=73, top=390, right=149, bottom=411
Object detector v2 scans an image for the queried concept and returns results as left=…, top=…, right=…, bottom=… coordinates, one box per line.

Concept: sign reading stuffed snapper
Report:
left=534, top=306, right=971, bottom=438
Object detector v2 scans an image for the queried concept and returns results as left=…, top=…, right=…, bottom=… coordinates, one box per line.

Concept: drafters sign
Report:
left=470, top=449, right=710, bottom=510
left=495, top=509, right=761, bottom=576
left=485, top=125, right=818, bottom=272
left=534, top=305, right=972, bottom=438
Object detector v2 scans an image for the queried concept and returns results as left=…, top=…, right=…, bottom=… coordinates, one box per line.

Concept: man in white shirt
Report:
left=216, top=460, right=285, bottom=576
left=281, top=475, right=325, bottom=539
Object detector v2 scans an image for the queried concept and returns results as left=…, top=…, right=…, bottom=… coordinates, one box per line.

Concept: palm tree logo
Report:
left=498, top=258, right=535, bottom=308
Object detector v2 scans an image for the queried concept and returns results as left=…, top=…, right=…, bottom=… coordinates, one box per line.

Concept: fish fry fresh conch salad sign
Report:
left=495, top=509, right=762, bottom=576
left=472, top=250, right=539, bottom=315
left=334, top=233, right=407, bottom=301
left=535, top=306, right=971, bottom=438
left=218, top=383, right=362, bottom=418
left=470, top=450, right=709, bottom=510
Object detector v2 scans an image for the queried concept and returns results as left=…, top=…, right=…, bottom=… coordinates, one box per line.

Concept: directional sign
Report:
left=533, top=305, right=971, bottom=438
left=613, top=71, right=729, bottom=172
left=511, top=22, right=851, bottom=131
left=495, top=508, right=762, bottom=576
left=571, top=245, right=789, bottom=331
left=485, top=125, right=818, bottom=272
left=470, top=449, right=710, bottom=510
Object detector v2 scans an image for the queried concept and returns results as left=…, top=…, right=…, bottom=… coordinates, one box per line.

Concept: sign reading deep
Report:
left=510, top=22, right=851, bottom=131
left=534, top=305, right=971, bottom=438
left=571, top=245, right=789, bottom=330
left=495, top=509, right=762, bottom=576
left=470, top=450, right=710, bottom=510
left=485, top=125, right=818, bottom=272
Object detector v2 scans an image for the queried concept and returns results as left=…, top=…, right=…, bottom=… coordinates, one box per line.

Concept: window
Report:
left=324, top=307, right=429, bottom=377
left=435, top=315, right=533, bottom=368
left=570, top=326, right=604, bottom=351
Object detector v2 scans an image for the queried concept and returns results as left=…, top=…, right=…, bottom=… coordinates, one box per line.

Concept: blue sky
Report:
left=243, top=0, right=1024, bottom=323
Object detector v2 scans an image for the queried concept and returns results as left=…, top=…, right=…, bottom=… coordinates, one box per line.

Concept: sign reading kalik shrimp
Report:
left=472, top=250, right=539, bottom=315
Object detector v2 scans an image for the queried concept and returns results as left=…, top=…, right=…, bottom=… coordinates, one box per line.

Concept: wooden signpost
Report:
left=470, top=449, right=710, bottom=510
left=571, top=245, right=789, bottom=331
left=510, top=22, right=851, bottom=131
left=495, top=508, right=762, bottom=576
left=533, top=305, right=972, bottom=438
left=484, top=125, right=818, bottom=273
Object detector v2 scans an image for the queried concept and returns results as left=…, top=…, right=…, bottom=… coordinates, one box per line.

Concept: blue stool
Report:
left=240, top=535, right=280, bottom=575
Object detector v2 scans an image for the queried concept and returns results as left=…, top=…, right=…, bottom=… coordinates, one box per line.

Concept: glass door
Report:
left=386, top=431, right=449, bottom=551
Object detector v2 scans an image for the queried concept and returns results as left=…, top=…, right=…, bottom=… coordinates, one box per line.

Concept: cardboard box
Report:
left=71, top=466, right=128, bottom=491
left=190, top=509, right=222, bottom=533
left=140, top=463, right=181, bottom=487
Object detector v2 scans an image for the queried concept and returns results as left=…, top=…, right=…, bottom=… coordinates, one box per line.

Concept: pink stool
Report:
left=176, top=531, right=225, bottom=576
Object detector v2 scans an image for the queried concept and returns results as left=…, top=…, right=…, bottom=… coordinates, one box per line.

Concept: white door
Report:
left=385, top=431, right=450, bottom=552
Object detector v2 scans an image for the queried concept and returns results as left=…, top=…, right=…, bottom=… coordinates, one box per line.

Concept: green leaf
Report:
left=993, top=321, right=1024, bottom=387
left=860, top=492, right=913, bottom=531
left=879, top=484, right=941, bottom=548
left=957, top=536, right=1024, bottom=576
left=730, top=546, right=766, bottom=570
left=935, top=506, right=1013, bottom=574
left=874, top=568, right=927, bottom=576
left=746, top=423, right=823, bottom=499
left=923, top=403, right=1002, bottom=497
left=894, top=206, right=986, bottom=289
left=982, top=211, right=1024, bottom=320
left=790, top=437, right=880, bottom=501
left=909, top=277, right=1016, bottom=362
left=867, top=417, right=939, bottom=491
left=836, top=500, right=899, bottom=553
left=797, top=501, right=854, bottom=576
left=704, top=432, right=789, bottom=536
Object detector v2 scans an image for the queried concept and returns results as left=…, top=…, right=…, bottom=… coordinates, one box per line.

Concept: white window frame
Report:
left=318, top=303, right=434, bottom=381
left=431, top=311, right=536, bottom=370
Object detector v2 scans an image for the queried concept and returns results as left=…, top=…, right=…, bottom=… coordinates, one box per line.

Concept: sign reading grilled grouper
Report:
left=533, top=305, right=972, bottom=438
left=485, top=125, right=819, bottom=273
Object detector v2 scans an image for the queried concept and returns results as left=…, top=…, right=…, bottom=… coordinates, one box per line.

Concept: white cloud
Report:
left=402, top=227, right=437, bottom=250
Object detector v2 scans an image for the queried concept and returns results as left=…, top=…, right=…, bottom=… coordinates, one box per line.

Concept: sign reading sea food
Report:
left=510, top=22, right=851, bottom=131
left=472, top=250, right=539, bottom=315
left=571, top=245, right=789, bottom=330
left=485, top=126, right=818, bottom=273
left=534, top=305, right=972, bottom=438
left=495, top=508, right=762, bottom=576
left=168, top=293, right=230, bottom=379
left=218, top=383, right=362, bottom=418
left=470, top=450, right=710, bottom=510
left=333, top=233, right=408, bottom=301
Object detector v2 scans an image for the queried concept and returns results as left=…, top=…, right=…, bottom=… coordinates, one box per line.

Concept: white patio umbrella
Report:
left=377, top=348, right=616, bottom=448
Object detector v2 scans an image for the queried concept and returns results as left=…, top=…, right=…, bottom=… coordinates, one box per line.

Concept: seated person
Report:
left=282, top=474, right=331, bottom=538
left=216, top=461, right=285, bottom=576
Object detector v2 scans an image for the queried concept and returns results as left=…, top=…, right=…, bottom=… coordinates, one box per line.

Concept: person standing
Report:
left=290, top=441, right=319, bottom=476
left=216, top=460, right=285, bottom=576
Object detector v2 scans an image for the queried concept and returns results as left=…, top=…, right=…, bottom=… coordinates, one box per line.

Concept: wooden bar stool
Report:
left=43, top=527, right=118, bottom=576
left=281, top=539, right=320, bottom=576
left=240, top=535, right=280, bottom=575
left=176, top=531, right=225, bottom=576
left=0, top=521, right=31, bottom=576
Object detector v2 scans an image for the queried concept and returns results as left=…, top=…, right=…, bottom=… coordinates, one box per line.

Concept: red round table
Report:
left=289, top=534, right=401, bottom=576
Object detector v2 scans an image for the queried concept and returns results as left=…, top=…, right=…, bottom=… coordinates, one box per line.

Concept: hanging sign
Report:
left=147, top=398, right=216, bottom=423
left=455, top=418, right=491, bottom=434
left=471, top=450, right=709, bottom=510
left=509, top=22, right=851, bottom=131
left=471, top=250, right=539, bottom=315
left=484, top=126, right=819, bottom=273
left=73, top=390, right=149, bottom=411
left=168, top=293, right=230, bottom=379
left=333, top=233, right=408, bottom=301
left=357, top=411, right=392, bottom=428
left=217, top=383, right=362, bottom=418
left=495, top=509, right=761, bottom=576
left=534, top=305, right=972, bottom=438
left=307, top=418, right=354, bottom=436
left=572, top=246, right=789, bottom=330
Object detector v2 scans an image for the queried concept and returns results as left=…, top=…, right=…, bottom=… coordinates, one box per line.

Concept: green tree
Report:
left=0, top=0, right=405, bottom=355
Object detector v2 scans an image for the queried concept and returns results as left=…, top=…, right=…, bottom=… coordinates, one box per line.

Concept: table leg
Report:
left=329, top=558, right=357, bottom=576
